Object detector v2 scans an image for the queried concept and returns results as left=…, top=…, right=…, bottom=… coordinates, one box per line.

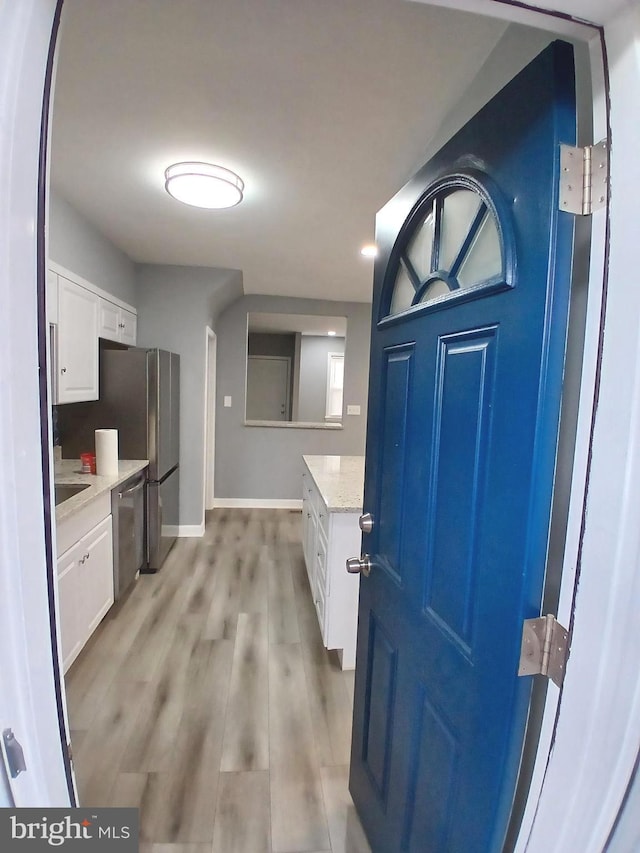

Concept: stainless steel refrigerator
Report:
left=97, top=347, right=180, bottom=571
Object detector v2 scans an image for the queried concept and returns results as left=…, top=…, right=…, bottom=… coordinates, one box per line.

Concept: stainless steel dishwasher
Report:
left=111, top=470, right=147, bottom=600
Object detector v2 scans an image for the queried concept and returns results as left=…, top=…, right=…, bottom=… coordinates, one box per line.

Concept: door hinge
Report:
left=2, top=729, right=27, bottom=779
left=559, top=140, right=608, bottom=215
left=518, top=614, right=570, bottom=688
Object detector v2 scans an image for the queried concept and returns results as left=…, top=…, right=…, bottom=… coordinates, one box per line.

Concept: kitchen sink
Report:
left=54, top=483, right=90, bottom=506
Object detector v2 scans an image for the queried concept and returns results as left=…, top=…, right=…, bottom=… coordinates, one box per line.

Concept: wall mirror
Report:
left=245, top=313, right=347, bottom=427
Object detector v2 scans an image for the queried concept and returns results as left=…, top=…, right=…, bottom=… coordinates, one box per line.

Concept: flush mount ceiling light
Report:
left=360, top=244, right=378, bottom=258
left=164, top=161, right=244, bottom=209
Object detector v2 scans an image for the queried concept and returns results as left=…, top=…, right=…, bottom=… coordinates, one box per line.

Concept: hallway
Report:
left=65, top=508, right=370, bottom=852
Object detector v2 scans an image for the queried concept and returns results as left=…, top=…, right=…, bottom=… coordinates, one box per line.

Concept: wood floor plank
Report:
left=320, top=765, right=371, bottom=853
left=268, top=541, right=301, bottom=645
left=121, top=545, right=200, bottom=684
left=202, top=548, right=243, bottom=641
left=106, top=772, right=148, bottom=809
left=211, top=770, right=271, bottom=853
left=142, top=846, right=213, bottom=853
left=238, top=547, right=269, bottom=616
left=72, top=679, right=151, bottom=807
left=148, top=639, right=233, bottom=844
left=121, top=618, right=203, bottom=773
left=269, top=643, right=330, bottom=853
left=220, top=612, right=269, bottom=772
left=140, top=845, right=212, bottom=853
left=301, top=651, right=354, bottom=767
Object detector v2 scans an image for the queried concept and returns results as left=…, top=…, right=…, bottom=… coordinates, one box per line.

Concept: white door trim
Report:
left=2, top=0, right=638, bottom=846
left=204, top=327, right=217, bottom=511
left=0, top=0, right=71, bottom=806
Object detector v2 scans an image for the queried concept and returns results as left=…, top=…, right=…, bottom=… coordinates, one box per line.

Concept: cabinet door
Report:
left=120, top=309, right=137, bottom=346
left=80, top=514, right=114, bottom=640
left=56, top=548, right=83, bottom=673
left=98, top=297, right=120, bottom=342
left=57, top=277, right=99, bottom=403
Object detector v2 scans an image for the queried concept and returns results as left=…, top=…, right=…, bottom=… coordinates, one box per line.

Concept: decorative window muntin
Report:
left=382, top=175, right=512, bottom=320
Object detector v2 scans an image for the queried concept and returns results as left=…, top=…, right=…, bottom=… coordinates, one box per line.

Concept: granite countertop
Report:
left=54, top=459, right=149, bottom=524
left=302, top=454, right=365, bottom=512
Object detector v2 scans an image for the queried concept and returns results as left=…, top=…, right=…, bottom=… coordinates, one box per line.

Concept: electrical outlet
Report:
left=224, top=396, right=232, bottom=407
left=347, top=404, right=361, bottom=416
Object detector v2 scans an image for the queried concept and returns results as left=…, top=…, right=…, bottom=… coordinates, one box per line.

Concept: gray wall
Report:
left=136, top=264, right=243, bottom=526
left=48, top=187, right=137, bottom=305
left=215, top=295, right=371, bottom=501
left=298, top=336, right=345, bottom=423
left=422, top=24, right=591, bottom=162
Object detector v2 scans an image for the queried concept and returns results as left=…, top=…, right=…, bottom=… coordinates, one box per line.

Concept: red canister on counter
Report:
left=80, top=452, right=96, bottom=474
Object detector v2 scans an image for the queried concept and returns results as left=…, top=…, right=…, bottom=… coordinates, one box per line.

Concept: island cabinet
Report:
left=301, top=455, right=365, bottom=669
left=55, top=493, right=114, bottom=673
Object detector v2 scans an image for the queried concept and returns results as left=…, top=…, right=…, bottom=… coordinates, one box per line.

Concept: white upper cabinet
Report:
left=57, top=275, right=99, bottom=403
left=120, top=308, right=137, bottom=346
left=98, top=297, right=137, bottom=346
left=98, top=296, right=119, bottom=340
left=49, top=263, right=138, bottom=403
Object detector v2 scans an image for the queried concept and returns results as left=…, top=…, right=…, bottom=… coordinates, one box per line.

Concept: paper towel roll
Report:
left=95, top=429, right=119, bottom=476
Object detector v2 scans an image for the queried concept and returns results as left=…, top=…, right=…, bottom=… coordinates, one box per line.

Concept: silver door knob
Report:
left=359, top=512, right=374, bottom=534
left=346, top=555, right=372, bottom=577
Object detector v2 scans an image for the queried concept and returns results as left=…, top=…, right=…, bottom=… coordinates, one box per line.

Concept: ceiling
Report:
left=50, top=0, right=507, bottom=303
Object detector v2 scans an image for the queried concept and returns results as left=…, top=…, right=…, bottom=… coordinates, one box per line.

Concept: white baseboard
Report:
left=211, top=498, right=303, bottom=510
left=163, top=524, right=205, bottom=537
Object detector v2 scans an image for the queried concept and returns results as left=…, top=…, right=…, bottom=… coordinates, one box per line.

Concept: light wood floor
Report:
left=65, top=508, right=371, bottom=853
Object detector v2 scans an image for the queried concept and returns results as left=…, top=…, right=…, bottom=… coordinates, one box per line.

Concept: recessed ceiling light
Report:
left=327, top=330, right=336, bottom=336
left=360, top=244, right=378, bottom=258
left=164, top=162, right=244, bottom=209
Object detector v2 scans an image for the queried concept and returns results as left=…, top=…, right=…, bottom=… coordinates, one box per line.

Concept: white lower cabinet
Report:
left=56, top=497, right=114, bottom=673
left=302, top=469, right=361, bottom=669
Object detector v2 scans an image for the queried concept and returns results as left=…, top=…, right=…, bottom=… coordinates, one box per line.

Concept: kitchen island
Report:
left=302, top=454, right=364, bottom=669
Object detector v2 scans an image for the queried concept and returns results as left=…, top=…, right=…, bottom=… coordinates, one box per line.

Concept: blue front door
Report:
left=349, top=42, right=576, bottom=852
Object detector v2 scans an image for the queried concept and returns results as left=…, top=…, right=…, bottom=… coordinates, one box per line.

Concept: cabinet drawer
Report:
left=56, top=492, right=111, bottom=557
left=302, top=471, right=314, bottom=502
left=315, top=525, right=328, bottom=594
left=314, top=579, right=326, bottom=637
left=316, top=499, right=329, bottom=540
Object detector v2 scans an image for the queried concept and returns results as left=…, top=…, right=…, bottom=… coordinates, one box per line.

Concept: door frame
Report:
left=2, top=0, right=639, bottom=846
left=246, top=354, right=292, bottom=421
left=204, top=327, right=217, bottom=511
left=0, top=0, right=72, bottom=806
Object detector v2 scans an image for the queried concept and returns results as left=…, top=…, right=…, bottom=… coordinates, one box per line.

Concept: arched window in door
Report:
left=384, top=175, right=514, bottom=319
